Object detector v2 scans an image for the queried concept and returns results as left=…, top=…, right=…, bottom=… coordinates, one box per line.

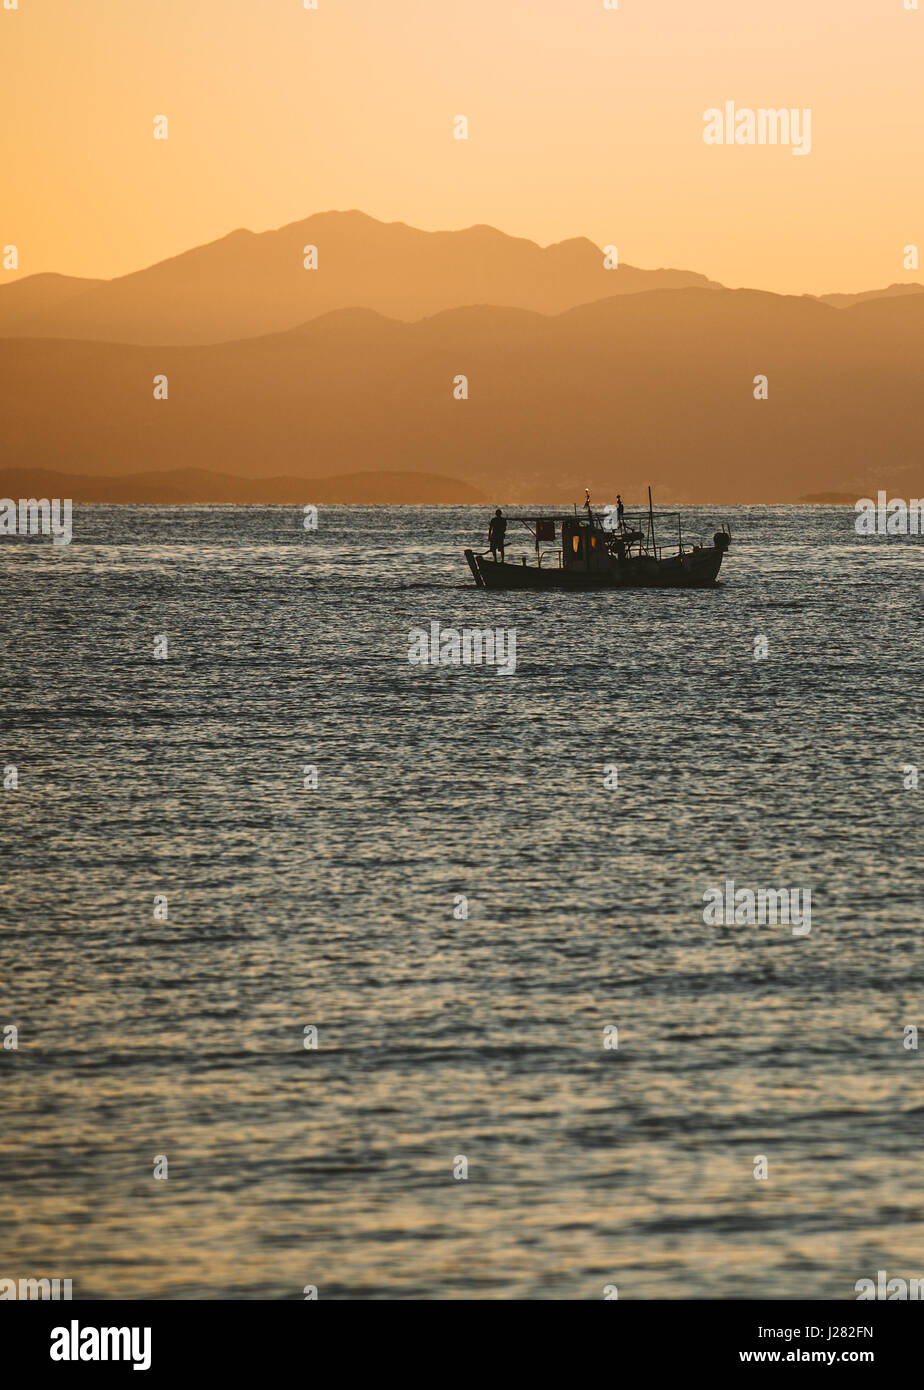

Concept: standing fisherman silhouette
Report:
left=488, top=508, right=507, bottom=562
left=617, top=494, right=625, bottom=529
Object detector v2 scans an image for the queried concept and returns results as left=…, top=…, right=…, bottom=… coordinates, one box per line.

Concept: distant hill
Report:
left=0, top=211, right=721, bottom=345
left=814, top=282, right=924, bottom=310
left=800, top=492, right=864, bottom=504
left=0, top=467, right=485, bottom=505
left=0, top=272, right=106, bottom=334
left=2, top=287, right=923, bottom=503
left=4, top=213, right=917, bottom=349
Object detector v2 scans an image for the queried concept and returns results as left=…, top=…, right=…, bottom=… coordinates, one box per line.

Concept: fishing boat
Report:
left=464, top=489, right=731, bottom=590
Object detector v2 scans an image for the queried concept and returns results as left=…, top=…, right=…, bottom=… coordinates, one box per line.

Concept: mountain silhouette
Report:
left=0, top=272, right=106, bottom=334
left=2, top=287, right=922, bottom=502
left=814, top=282, right=924, bottom=310
left=0, top=211, right=721, bottom=345
left=0, top=466, right=485, bottom=505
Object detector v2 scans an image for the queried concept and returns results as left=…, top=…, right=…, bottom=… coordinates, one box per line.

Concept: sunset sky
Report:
left=2, top=0, right=922, bottom=294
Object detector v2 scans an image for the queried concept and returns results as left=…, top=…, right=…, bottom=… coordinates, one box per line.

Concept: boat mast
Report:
left=648, top=485, right=656, bottom=555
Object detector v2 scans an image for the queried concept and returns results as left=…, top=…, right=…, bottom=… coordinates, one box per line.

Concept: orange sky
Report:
left=2, top=0, right=922, bottom=295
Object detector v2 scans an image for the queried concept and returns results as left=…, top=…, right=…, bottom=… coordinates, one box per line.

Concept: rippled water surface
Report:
left=1, top=504, right=922, bottom=1299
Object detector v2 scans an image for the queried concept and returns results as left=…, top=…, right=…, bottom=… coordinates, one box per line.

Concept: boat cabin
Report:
left=504, top=510, right=649, bottom=573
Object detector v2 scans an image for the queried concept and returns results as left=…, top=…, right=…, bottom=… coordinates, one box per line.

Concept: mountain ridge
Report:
left=3, top=211, right=919, bottom=348
left=0, top=466, right=486, bottom=505
left=0, top=210, right=725, bottom=345
left=2, top=287, right=922, bottom=503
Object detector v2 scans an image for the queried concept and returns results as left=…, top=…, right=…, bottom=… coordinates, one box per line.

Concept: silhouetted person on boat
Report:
left=488, top=508, right=507, bottom=562
left=617, top=494, right=625, bottom=529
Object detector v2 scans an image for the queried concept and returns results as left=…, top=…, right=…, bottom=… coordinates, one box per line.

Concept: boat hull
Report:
left=465, top=546, right=725, bottom=590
